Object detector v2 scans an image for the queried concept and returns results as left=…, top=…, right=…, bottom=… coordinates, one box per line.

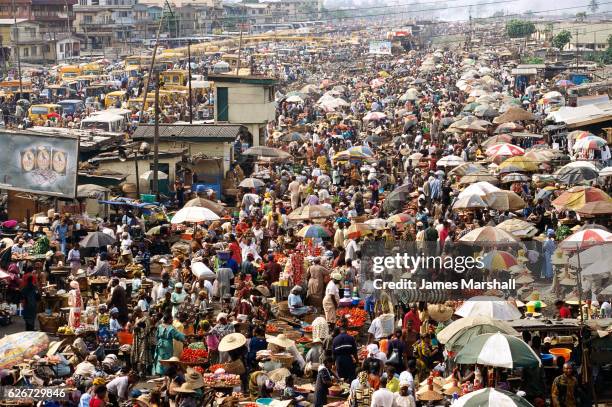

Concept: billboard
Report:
left=368, top=40, right=392, bottom=55
left=0, top=130, right=79, bottom=198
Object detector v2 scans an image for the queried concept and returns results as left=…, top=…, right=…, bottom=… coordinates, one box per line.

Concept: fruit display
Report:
left=57, top=326, right=75, bottom=335
left=180, top=348, right=209, bottom=363
left=209, top=363, right=225, bottom=373
left=265, top=324, right=279, bottom=334
left=31, top=235, right=49, bottom=255
left=202, top=373, right=241, bottom=387
left=188, top=342, right=206, bottom=350
left=336, top=308, right=367, bottom=327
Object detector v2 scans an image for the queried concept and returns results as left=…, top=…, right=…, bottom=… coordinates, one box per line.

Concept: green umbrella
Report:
left=455, top=332, right=540, bottom=368
left=445, top=324, right=518, bottom=353
left=455, top=388, right=534, bottom=407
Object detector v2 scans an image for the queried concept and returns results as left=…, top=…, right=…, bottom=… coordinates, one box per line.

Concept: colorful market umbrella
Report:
left=454, top=388, right=534, bottom=407
left=497, top=219, right=538, bottom=239
left=458, top=181, right=500, bottom=199
left=455, top=296, right=522, bottom=320
left=493, top=107, right=535, bottom=123
left=552, top=186, right=611, bottom=211
left=575, top=200, right=612, bottom=215
left=485, top=143, right=524, bottom=159
left=501, top=172, right=530, bottom=183
left=481, top=134, right=513, bottom=147
left=347, top=223, right=374, bottom=239
left=364, top=218, right=388, bottom=229
left=568, top=130, right=596, bottom=140
left=449, top=163, right=487, bottom=177
left=559, top=228, right=612, bottom=251
left=459, top=173, right=498, bottom=185
left=458, top=226, right=519, bottom=245
left=573, top=136, right=607, bottom=151
left=297, top=225, right=332, bottom=239
left=482, top=250, right=518, bottom=271
left=444, top=323, right=520, bottom=353
left=243, top=146, right=291, bottom=160
left=386, top=213, right=415, bottom=225
left=455, top=332, right=541, bottom=368
left=498, top=156, right=539, bottom=173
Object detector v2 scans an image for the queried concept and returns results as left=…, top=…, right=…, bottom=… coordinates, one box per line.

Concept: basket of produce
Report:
left=202, top=372, right=241, bottom=388
left=270, top=353, right=294, bottom=368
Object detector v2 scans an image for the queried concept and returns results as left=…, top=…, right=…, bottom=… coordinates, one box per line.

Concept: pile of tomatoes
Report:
left=337, top=308, right=367, bottom=327
left=180, top=348, right=209, bottom=363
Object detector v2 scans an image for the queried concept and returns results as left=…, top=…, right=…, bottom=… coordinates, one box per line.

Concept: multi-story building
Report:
left=31, top=0, right=77, bottom=36
left=0, top=0, right=32, bottom=20
left=74, top=0, right=136, bottom=50
left=0, top=18, right=79, bottom=64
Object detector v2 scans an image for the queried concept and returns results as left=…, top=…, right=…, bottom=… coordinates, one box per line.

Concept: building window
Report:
left=44, top=44, right=50, bottom=52
left=32, top=46, right=36, bottom=55
left=84, top=15, right=92, bottom=23
left=60, top=43, right=64, bottom=52
left=23, top=47, right=28, bottom=57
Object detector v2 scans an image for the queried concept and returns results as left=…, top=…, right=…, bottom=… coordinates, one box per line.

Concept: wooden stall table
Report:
left=89, top=277, right=110, bottom=295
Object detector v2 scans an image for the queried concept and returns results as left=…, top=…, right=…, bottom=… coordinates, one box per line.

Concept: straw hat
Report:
left=218, top=333, right=247, bottom=352
left=159, top=356, right=181, bottom=365
left=175, top=382, right=197, bottom=394
left=185, top=369, right=205, bottom=389
left=134, top=395, right=151, bottom=407
left=267, top=334, right=295, bottom=348
left=551, top=249, right=569, bottom=265
left=330, top=272, right=343, bottom=281
left=443, top=380, right=462, bottom=396
left=253, top=285, right=271, bottom=297
left=268, top=367, right=291, bottom=383
left=427, top=304, right=454, bottom=322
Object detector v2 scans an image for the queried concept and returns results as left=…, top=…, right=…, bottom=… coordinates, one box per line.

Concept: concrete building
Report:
left=132, top=123, right=243, bottom=175
left=535, top=21, right=612, bottom=52
left=210, top=74, right=276, bottom=147
left=31, top=0, right=77, bottom=36
left=74, top=0, right=136, bottom=50
left=0, top=19, right=80, bottom=64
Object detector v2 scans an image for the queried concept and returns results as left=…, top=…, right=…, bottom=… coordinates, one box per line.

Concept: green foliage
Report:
left=552, top=30, right=572, bottom=50
left=575, top=12, right=587, bottom=22
left=522, top=56, right=544, bottom=64
left=505, top=19, right=536, bottom=38
left=556, top=225, right=572, bottom=241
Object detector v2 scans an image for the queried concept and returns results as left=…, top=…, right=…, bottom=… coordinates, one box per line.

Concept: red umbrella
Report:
left=560, top=229, right=612, bottom=251
left=47, top=112, right=60, bottom=119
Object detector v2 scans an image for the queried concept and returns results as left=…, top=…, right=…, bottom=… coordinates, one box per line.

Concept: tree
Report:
left=589, top=0, right=599, bottom=12
left=575, top=12, right=587, bottom=22
left=491, top=10, right=505, bottom=17
left=505, top=19, right=536, bottom=38
left=552, top=30, right=572, bottom=50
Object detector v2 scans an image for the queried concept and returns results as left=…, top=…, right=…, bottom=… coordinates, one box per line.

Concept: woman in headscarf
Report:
left=68, top=280, right=82, bottom=329
left=348, top=371, right=373, bottom=407
left=153, top=313, right=187, bottom=375
left=131, top=308, right=155, bottom=377
left=287, top=285, right=314, bottom=316
left=361, top=344, right=384, bottom=389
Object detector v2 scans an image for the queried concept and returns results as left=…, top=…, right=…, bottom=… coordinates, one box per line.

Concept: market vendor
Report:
left=267, top=333, right=306, bottom=373
left=154, top=313, right=187, bottom=375
left=322, top=272, right=342, bottom=326
left=288, top=285, right=314, bottom=316
left=171, top=283, right=187, bottom=317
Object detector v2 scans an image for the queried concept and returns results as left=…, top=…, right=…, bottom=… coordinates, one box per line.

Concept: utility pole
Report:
left=235, top=20, right=244, bottom=75
left=11, top=0, right=22, bottom=93
left=153, top=71, right=160, bottom=199
left=575, top=28, right=579, bottom=68
left=139, top=4, right=168, bottom=123
left=187, top=39, right=193, bottom=124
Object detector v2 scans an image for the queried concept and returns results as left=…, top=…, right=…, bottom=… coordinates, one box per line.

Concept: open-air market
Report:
left=0, top=1, right=612, bottom=406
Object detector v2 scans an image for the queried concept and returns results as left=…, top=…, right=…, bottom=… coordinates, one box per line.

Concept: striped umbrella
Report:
left=498, top=156, right=539, bottom=173
left=485, top=143, right=524, bottom=159
left=494, top=122, right=524, bottom=134
left=573, top=136, right=607, bottom=151
left=568, top=130, right=595, bottom=140
left=347, top=223, right=374, bottom=239
left=552, top=186, right=610, bottom=211
left=455, top=332, right=541, bottom=368
left=556, top=79, right=575, bottom=88
left=482, top=250, right=518, bottom=271
left=559, top=228, right=612, bottom=251
left=455, top=388, right=534, bottom=407
left=459, top=226, right=519, bottom=245
left=386, top=213, right=415, bottom=225
left=297, top=225, right=332, bottom=239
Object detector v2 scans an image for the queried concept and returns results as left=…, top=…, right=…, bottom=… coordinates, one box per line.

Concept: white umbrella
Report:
left=455, top=388, right=534, bottom=407
left=569, top=245, right=611, bottom=268
left=582, top=258, right=612, bottom=278
left=140, top=170, right=168, bottom=181
left=364, top=218, right=388, bottom=229
left=171, top=206, right=220, bottom=224
left=455, top=296, right=522, bottom=320
left=437, top=155, right=465, bottom=168
left=285, top=95, right=304, bottom=103
left=600, top=167, right=612, bottom=177
left=239, top=178, right=265, bottom=188
left=458, top=181, right=501, bottom=199
left=453, top=194, right=488, bottom=210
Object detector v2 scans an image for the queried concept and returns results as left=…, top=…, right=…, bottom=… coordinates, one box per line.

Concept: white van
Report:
left=80, top=113, right=126, bottom=134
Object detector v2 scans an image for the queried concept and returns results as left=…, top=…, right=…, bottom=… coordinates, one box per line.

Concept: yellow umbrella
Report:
left=498, top=156, right=539, bottom=173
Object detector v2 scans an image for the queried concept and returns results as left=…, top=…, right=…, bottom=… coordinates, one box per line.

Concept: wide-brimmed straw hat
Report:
left=159, top=356, right=181, bottom=365
left=175, top=382, right=197, bottom=394
left=185, top=369, right=205, bottom=389
left=218, top=333, right=247, bottom=352
left=266, top=333, right=295, bottom=348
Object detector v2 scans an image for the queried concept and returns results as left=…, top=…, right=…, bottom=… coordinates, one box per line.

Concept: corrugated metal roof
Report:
left=133, top=124, right=242, bottom=140
left=511, top=68, right=537, bottom=75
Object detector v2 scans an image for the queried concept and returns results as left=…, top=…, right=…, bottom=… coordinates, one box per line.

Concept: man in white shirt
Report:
left=371, top=376, right=394, bottom=407
left=106, top=372, right=137, bottom=402
left=345, top=238, right=359, bottom=262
